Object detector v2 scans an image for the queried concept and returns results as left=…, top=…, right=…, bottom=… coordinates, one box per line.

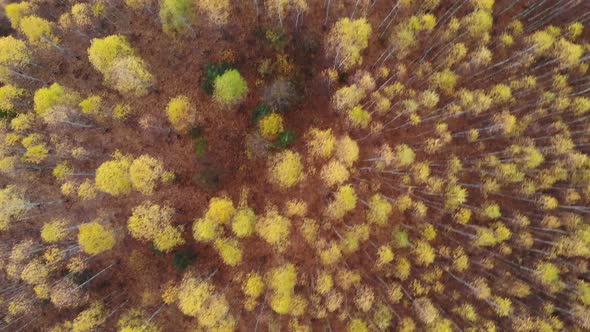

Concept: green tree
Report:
left=213, top=69, right=249, bottom=106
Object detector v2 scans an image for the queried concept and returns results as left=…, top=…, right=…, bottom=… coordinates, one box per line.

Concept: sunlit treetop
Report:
left=166, top=95, right=196, bottom=133
left=327, top=18, right=373, bottom=70
left=268, top=150, right=305, bottom=188
left=33, top=83, right=79, bottom=121
left=88, top=35, right=135, bottom=74
left=41, top=219, right=69, bottom=243
left=5, top=2, right=33, bottom=30
left=105, top=56, right=154, bottom=96
left=0, top=36, right=32, bottom=82
left=129, top=155, right=165, bottom=195
left=204, top=196, right=235, bottom=224
left=256, top=208, right=291, bottom=250
left=95, top=151, right=133, bottom=196
left=0, top=84, right=26, bottom=110
left=18, top=16, right=59, bottom=48
left=213, top=69, right=249, bottom=106
left=334, top=135, right=359, bottom=167
left=78, top=221, right=116, bottom=254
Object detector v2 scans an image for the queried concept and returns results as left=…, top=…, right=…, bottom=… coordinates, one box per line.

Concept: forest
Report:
left=0, top=0, right=590, bottom=331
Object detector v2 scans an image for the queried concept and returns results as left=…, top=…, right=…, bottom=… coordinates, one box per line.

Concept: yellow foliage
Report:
left=243, top=272, right=265, bottom=298
left=78, top=222, right=116, bottom=254
left=205, top=196, right=236, bottom=223
left=319, top=242, right=342, bottom=265
left=79, top=95, right=102, bottom=116
left=77, top=179, right=97, bottom=201
left=166, top=95, right=195, bottom=133
left=19, top=16, right=59, bottom=48
left=129, top=155, right=165, bottom=195
left=11, top=113, right=36, bottom=132
left=367, top=194, right=392, bottom=226
left=306, top=128, right=335, bottom=158
left=214, top=238, right=243, bottom=266
left=21, top=258, right=49, bottom=284
left=256, top=208, right=291, bottom=250
left=72, top=302, right=107, bottom=332
left=231, top=208, right=256, bottom=237
left=41, top=219, right=69, bottom=243
left=325, top=185, right=357, bottom=219
left=376, top=245, right=394, bottom=267
left=347, top=318, right=368, bottom=332
left=268, top=150, right=305, bottom=188
left=284, top=199, right=307, bottom=217
left=0, top=36, right=31, bottom=82
left=316, top=271, right=333, bottom=295
left=95, top=151, right=133, bottom=196
left=5, top=2, right=32, bottom=29
left=193, top=217, right=222, bottom=242
left=128, top=202, right=183, bottom=252
left=320, top=159, right=350, bottom=187
left=348, top=105, right=371, bottom=128
left=334, top=135, right=359, bottom=166
left=259, top=112, right=284, bottom=140
left=327, top=18, right=372, bottom=70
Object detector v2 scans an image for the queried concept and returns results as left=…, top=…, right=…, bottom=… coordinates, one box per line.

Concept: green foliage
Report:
left=213, top=69, right=249, bottom=106
left=202, top=63, right=233, bottom=95
left=275, top=130, right=296, bottom=148
left=251, top=103, right=272, bottom=124
left=173, top=249, right=196, bottom=271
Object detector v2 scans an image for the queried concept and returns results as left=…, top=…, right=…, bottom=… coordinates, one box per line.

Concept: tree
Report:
left=334, top=135, right=359, bottom=167
left=259, top=112, right=285, bottom=140
left=105, top=56, right=154, bottom=96
left=0, top=84, right=25, bottom=111
left=231, top=208, right=256, bottom=237
left=327, top=18, right=372, bottom=70
left=197, top=0, right=230, bottom=26
left=0, top=36, right=33, bottom=82
left=128, top=202, right=184, bottom=252
left=166, top=95, right=196, bottom=133
left=0, top=185, right=28, bottom=231
left=117, top=309, right=159, bottom=332
left=320, top=159, right=350, bottom=187
left=72, top=302, right=107, bottom=332
left=243, top=272, right=265, bottom=298
left=213, top=69, right=248, bottom=106
left=18, top=16, right=60, bottom=49
left=41, top=219, right=69, bottom=243
left=348, top=105, right=371, bottom=128
left=159, top=0, right=196, bottom=35
left=267, top=263, right=297, bottom=314
left=306, top=128, right=335, bottom=158
left=88, top=35, right=153, bottom=96
left=129, top=155, right=165, bottom=195
left=214, top=238, right=243, bottom=266
left=256, top=208, right=291, bottom=250
left=33, top=83, right=81, bottom=125
left=367, top=194, right=392, bottom=226
left=5, top=2, right=32, bottom=29
left=78, top=222, right=116, bottom=254
left=268, top=150, right=305, bottom=188
left=204, top=196, right=236, bottom=223
left=88, top=35, right=135, bottom=73
left=95, top=152, right=133, bottom=196
left=325, top=185, right=357, bottom=219
left=347, top=318, right=368, bottom=332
